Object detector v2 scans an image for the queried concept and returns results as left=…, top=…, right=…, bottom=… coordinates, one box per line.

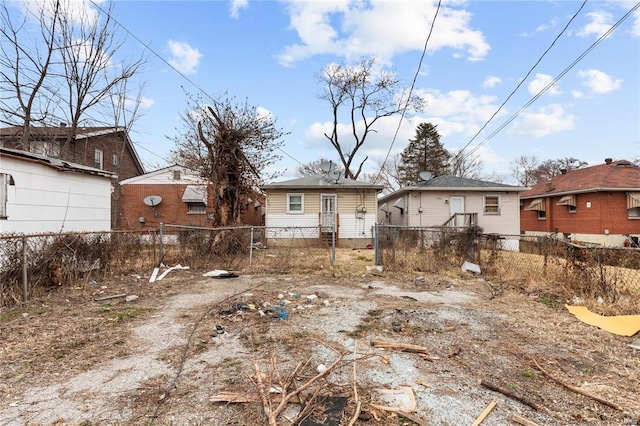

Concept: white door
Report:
left=450, top=196, right=465, bottom=226
left=321, top=194, right=336, bottom=229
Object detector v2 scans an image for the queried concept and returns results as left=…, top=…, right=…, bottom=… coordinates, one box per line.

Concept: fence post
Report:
left=331, top=222, right=336, bottom=267
left=158, top=223, right=164, bottom=267
left=374, top=223, right=380, bottom=265
left=21, top=236, right=28, bottom=303
left=249, top=226, right=254, bottom=266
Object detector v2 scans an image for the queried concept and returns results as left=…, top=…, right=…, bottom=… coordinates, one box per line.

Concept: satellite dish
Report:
left=143, top=195, right=162, bottom=207
left=328, top=170, right=341, bottom=182
left=419, top=171, right=433, bottom=181
left=319, top=161, right=333, bottom=172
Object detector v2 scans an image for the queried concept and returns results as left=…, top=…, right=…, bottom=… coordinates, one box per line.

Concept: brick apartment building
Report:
left=520, top=158, right=640, bottom=246
left=0, top=125, right=146, bottom=228
left=118, top=165, right=264, bottom=230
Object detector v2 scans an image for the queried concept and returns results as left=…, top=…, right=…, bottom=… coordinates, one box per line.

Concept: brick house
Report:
left=520, top=158, right=640, bottom=246
left=118, top=165, right=264, bottom=230
left=0, top=125, right=146, bottom=228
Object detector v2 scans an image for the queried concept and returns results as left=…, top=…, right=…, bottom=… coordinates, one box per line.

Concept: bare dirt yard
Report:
left=1, top=250, right=639, bottom=426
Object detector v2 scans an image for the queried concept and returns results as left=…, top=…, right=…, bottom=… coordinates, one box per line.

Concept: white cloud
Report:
left=578, top=69, right=622, bottom=94
left=167, top=40, right=203, bottom=75
left=277, top=0, right=490, bottom=66
left=519, top=17, right=560, bottom=37
left=123, top=96, right=154, bottom=109
left=527, top=73, right=561, bottom=96
left=138, top=97, right=154, bottom=109
left=482, top=76, right=502, bottom=89
left=633, top=9, right=640, bottom=37
left=571, top=90, right=584, bottom=98
left=508, top=104, right=575, bottom=138
left=230, top=0, right=248, bottom=19
left=578, top=11, right=614, bottom=38
left=21, top=0, right=103, bottom=24
left=256, top=106, right=273, bottom=119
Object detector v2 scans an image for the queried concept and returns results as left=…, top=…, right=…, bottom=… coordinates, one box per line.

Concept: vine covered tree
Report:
left=397, top=122, right=450, bottom=186
left=317, top=57, right=423, bottom=179
left=170, top=93, right=286, bottom=226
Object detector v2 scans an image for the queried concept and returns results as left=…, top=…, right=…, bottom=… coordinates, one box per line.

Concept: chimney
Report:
left=60, top=122, right=67, bottom=128
left=560, top=168, right=567, bottom=175
left=604, top=158, right=613, bottom=164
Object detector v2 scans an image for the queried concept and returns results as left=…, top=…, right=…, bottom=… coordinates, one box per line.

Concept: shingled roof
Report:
left=520, top=159, right=640, bottom=199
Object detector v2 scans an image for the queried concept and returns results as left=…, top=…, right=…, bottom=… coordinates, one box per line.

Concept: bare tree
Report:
left=317, top=57, right=423, bottom=179
left=55, top=1, right=144, bottom=149
left=0, top=1, right=60, bottom=147
left=295, top=157, right=342, bottom=177
left=361, top=153, right=402, bottom=193
left=170, top=94, right=286, bottom=226
left=510, top=155, right=540, bottom=186
left=449, top=148, right=485, bottom=179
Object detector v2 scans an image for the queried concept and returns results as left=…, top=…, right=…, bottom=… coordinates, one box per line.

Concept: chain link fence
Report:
left=375, top=224, right=640, bottom=303
left=0, top=225, right=336, bottom=307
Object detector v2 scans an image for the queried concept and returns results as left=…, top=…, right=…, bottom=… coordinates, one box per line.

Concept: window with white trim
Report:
left=629, top=208, right=640, bottom=218
left=112, top=154, right=119, bottom=173
left=287, top=193, right=304, bottom=214
left=537, top=210, right=546, bottom=220
left=94, top=149, right=104, bottom=169
left=484, top=195, right=500, bottom=215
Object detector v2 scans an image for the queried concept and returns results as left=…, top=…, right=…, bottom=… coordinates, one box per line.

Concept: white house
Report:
left=0, top=147, right=114, bottom=234
left=378, top=175, right=528, bottom=250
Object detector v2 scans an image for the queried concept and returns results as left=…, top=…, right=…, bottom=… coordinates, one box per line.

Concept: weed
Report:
left=538, top=295, right=554, bottom=307
left=521, top=370, right=536, bottom=378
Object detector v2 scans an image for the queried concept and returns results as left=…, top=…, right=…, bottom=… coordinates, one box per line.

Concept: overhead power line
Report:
left=374, top=0, right=442, bottom=184
left=449, top=0, right=588, bottom=167
left=457, top=1, right=640, bottom=165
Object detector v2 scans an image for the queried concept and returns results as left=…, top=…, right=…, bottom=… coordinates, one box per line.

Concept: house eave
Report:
left=520, top=187, right=640, bottom=199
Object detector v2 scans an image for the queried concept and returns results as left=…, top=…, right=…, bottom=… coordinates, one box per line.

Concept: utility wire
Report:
left=449, top=0, right=588, bottom=167
left=460, top=1, right=640, bottom=163
left=374, top=0, right=442, bottom=184
left=89, top=0, right=306, bottom=169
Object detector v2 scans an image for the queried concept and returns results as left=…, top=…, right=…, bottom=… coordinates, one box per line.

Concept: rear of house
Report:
left=261, top=175, right=383, bottom=248
left=521, top=159, right=640, bottom=246
left=0, top=148, right=113, bottom=234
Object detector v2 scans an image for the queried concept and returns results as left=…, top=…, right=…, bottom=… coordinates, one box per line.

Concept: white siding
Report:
left=0, top=156, right=111, bottom=234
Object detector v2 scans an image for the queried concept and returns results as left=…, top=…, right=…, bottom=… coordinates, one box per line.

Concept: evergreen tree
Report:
left=398, top=123, right=451, bottom=186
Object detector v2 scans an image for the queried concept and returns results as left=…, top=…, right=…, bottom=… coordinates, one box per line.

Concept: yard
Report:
left=0, top=248, right=639, bottom=425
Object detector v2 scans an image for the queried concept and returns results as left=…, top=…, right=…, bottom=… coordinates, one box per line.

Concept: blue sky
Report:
left=11, top=0, right=640, bottom=183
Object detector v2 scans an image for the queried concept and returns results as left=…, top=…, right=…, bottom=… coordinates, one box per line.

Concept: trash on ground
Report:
left=125, top=295, right=139, bottom=302
left=370, top=339, right=439, bottom=361
left=565, top=304, right=640, bottom=336
left=366, top=265, right=384, bottom=273
left=371, top=386, right=417, bottom=412
left=155, top=264, right=190, bottom=281
left=628, top=338, right=640, bottom=351
left=202, top=269, right=238, bottom=279
left=299, top=395, right=348, bottom=426
left=461, top=261, right=481, bottom=274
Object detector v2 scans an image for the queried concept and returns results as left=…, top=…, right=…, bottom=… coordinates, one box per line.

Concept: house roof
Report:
left=261, top=174, right=384, bottom=190
left=520, top=159, right=640, bottom=199
left=0, top=146, right=115, bottom=178
left=120, top=164, right=205, bottom=185
left=0, top=125, right=146, bottom=175
left=378, top=175, right=527, bottom=203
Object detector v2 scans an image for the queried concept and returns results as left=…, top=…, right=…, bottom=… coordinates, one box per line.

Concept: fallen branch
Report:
left=397, top=410, right=429, bottom=426
left=479, top=379, right=541, bottom=411
left=370, top=340, right=437, bottom=358
left=512, top=415, right=539, bottom=426
left=210, top=392, right=301, bottom=404
left=529, top=356, right=623, bottom=411
left=347, top=339, right=361, bottom=426
left=471, top=401, right=497, bottom=426
left=93, top=293, right=127, bottom=302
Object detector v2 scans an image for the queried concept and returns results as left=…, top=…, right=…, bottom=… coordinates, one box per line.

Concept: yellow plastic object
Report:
left=565, top=305, right=640, bottom=337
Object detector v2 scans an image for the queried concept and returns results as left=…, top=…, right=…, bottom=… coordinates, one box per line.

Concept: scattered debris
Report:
left=461, top=261, right=481, bottom=274
left=479, top=379, right=540, bottom=411
left=125, top=295, right=139, bottom=303
left=149, top=267, right=159, bottom=283
left=471, top=401, right=497, bottom=426
left=93, top=294, right=127, bottom=302
left=512, top=415, right=539, bottom=426
left=370, top=339, right=440, bottom=361
left=366, top=265, right=384, bottom=273
left=299, top=395, right=348, bottom=426
left=628, top=338, right=640, bottom=351
left=565, top=305, right=640, bottom=337
left=150, top=264, right=190, bottom=282
left=203, top=269, right=239, bottom=279
left=210, top=392, right=301, bottom=404
left=396, top=410, right=429, bottom=426
left=371, top=386, right=417, bottom=412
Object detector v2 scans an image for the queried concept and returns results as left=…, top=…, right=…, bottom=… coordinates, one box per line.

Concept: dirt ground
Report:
left=1, top=251, right=639, bottom=425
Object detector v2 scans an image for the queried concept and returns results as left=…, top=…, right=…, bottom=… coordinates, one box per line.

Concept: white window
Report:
left=31, top=140, right=60, bottom=158
left=0, top=173, right=7, bottom=218
left=94, top=149, right=104, bottom=169
left=484, top=195, right=500, bottom=215
left=287, top=193, right=304, bottom=214
left=629, top=207, right=640, bottom=218
left=187, top=202, right=206, bottom=214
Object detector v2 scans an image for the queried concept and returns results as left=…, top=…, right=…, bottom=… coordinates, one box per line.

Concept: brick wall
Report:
left=521, top=192, right=640, bottom=236
left=118, top=183, right=264, bottom=230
